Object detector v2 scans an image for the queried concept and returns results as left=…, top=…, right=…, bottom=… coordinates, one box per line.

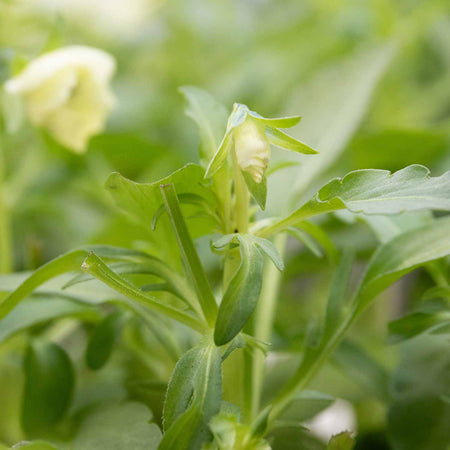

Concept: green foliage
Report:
left=73, top=402, right=161, bottom=450
left=21, top=340, right=74, bottom=437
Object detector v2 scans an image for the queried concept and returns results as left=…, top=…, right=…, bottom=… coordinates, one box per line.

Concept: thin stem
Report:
left=0, top=138, right=12, bottom=273
left=160, top=183, right=218, bottom=326
left=232, top=148, right=249, bottom=234
left=249, top=233, right=286, bottom=419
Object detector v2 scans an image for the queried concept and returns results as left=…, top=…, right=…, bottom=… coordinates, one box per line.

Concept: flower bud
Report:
left=4, top=46, right=116, bottom=152
left=233, top=117, right=270, bottom=183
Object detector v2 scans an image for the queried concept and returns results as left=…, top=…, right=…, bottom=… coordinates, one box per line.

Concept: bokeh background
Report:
left=0, top=0, right=449, bottom=448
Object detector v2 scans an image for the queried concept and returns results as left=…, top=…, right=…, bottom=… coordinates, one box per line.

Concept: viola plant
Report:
left=0, top=86, right=449, bottom=450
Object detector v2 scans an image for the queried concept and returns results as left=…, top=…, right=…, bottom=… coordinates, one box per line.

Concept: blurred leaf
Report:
left=333, top=341, right=390, bottom=401
left=179, top=86, right=228, bottom=163
left=22, top=340, right=74, bottom=436
left=326, top=432, right=355, bottom=449
left=73, top=402, right=161, bottom=450
left=214, top=235, right=263, bottom=346
left=10, top=442, right=57, bottom=449
left=276, top=390, right=335, bottom=424
left=268, top=426, right=325, bottom=450
left=0, top=297, right=97, bottom=344
left=160, top=342, right=222, bottom=449
left=286, top=227, right=323, bottom=258
left=356, top=216, right=450, bottom=310
left=86, top=311, right=125, bottom=370
left=324, top=251, right=354, bottom=337
left=387, top=334, right=450, bottom=450
left=388, top=311, right=450, bottom=344
left=242, top=172, right=267, bottom=210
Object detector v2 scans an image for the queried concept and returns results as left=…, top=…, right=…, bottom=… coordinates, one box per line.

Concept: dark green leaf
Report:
left=22, top=340, right=75, bottom=436
left=214, top=235, right=264, bottom=346
left=86, top=311, right=125, bottom=370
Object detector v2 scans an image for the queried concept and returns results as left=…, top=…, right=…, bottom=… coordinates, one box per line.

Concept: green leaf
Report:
left=86, top=311, right=125, bottom=370
left=262, top=165, right=450, bottom=237
left=286, top=227, right=324, bottom=259
left=324, top=251, right=354, bottom=337
left=326, top=432, right=355, bottom=450
left=160, top=342, right=222, bottom=449
left=204, top=131, right=233, bottom=178
left=387, top=334, right=450, bottom=450
left=105, top=164, right=218, bottom=260
left=214, top=235, right=264, bottom=346
left=179, top=86, right=228, bottom=162
left=242, top=171, right=267, bottom=210
left=333, top=340, right=389, bottom=401
left=248, top=110, right=301, bottom=128
left=73, top=401, right=161, bottom=450
left=248, top=236, right=284, bottom=271
left=22, top=340, right=75, bottom=436
left=265, top=127, right=317, bottom=155
left=296, top=222, right=338, bottom=263
left=80, top=252, right=206, bottom=332
left=276, top=390, right=335, bottom=424
left=388, top=311, right=450, bottom=344
left=10, top=442, right=57, bottom=449
left=0, top=246, right=152, bottom=321
left=0, top=297, right=97, bottom=344
left=356, top=216, right=450, bottom=310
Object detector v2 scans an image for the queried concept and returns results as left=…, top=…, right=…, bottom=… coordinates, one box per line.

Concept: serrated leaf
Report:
left=179, top=86, right=228, bottom=162
left=214, top=235, right=264, bottom=345
left=86, top=311, right=125, bottom=370
left=356, top=216, right=450, bottom=310
left=326, top=432, right=355, bottom=450
left=73, top=401, right=161, bottom=450
left=266, top=127, right=317, bottom=154
left=105, top=164, right=218, bottom=260
left=22, top=340, right=75, bottom=436
left=263, top=165, right=450, bottom=237
left=161, top=342, right=222, bottom=449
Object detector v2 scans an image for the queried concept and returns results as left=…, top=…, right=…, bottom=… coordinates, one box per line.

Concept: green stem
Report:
left=249, top=233, right=286, bottom=419
left=0, top=139, right=12, bottom=273
left=160, top=183, right=218, bottom=327
left=232, top=148, right=249, bottom=234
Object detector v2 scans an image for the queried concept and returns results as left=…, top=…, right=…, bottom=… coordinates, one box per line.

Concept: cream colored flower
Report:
left=4, top=46, right=116, bottom=152
left=233, top=116, right=271, bottom=183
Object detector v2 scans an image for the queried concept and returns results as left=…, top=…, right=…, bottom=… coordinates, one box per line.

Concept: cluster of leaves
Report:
left=0, top=83, right=449, bottom=449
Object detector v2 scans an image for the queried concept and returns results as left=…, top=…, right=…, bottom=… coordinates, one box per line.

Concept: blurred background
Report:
left=0, top=0, right=449, bottom=448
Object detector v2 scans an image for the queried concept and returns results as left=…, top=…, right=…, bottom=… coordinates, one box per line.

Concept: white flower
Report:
left=233, top=116, right=271, bottom=183
left=4, top=46, right=116, bottom=152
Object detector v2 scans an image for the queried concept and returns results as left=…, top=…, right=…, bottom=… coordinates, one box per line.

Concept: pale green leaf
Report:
left=242, top=171, right=267, bottom=210
left=73, top=402, right=161, bottom=450
left=266, top=127, right=317, bottom=155
left=356, top=216, right=450, bottom=310
left=326, top=432, right=355, bottom=450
